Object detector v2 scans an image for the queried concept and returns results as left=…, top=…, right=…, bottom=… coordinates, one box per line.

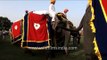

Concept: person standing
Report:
left=49, top=0, right=56, bottom=22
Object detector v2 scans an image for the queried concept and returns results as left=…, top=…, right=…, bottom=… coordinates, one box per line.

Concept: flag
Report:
left=89, top=0, right=107, bottom=60
left=11, top=20, right=23, bottom=44
left=21, top=12, right=50, bottom=50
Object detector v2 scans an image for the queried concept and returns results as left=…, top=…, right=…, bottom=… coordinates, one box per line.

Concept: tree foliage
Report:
left=0, top=16, right=12, bottom=30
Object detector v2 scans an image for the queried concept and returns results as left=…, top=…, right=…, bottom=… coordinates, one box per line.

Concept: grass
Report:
left=0, top=35, right=85, bottom=60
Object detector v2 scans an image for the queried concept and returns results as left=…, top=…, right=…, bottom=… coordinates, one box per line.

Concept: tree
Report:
left=0, top=16, right=12, bottom=30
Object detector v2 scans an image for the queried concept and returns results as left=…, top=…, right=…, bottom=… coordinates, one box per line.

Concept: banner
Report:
left=11, top=20, right=22, bottom=44
left=22, top=12, right=50, bottom=50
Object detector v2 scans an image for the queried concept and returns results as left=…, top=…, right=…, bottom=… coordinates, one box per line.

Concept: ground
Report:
left=0, top=35, right=85, bottom=60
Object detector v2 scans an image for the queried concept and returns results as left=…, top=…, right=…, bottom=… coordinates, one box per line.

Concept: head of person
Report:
left=50, top=0, right=56, bottom=4
left=25, top=10, right=28, bottom=14
left=64, top=9, right=69, bottom=14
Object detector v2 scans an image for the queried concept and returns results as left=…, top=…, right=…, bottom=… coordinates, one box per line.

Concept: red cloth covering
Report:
left=101, top=0, right=107, bottom=16
left=27, top=12, right=49, bottom=43
left=11, top=20, right=22, bottom=39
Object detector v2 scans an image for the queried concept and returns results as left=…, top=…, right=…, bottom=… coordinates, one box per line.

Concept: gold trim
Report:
left=46, top=18, right=50, bottom=46
left=88, top=0, right=102, bottom=60
left=93, top=38, right=102, bottom=60
left=22, top=46, right=50, bottom=50
left=12, top=34, right=21, bottom=39
left=21, top=18, right=25, bottom=47
left=11, top=39, right=21, bottom=44
left=26, top=39, right=50, bottom=43
left=88, top=0, right=96, bottom=33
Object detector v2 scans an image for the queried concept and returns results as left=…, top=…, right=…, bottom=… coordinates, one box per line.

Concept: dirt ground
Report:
left=0, top=35, right=85, bottom=60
